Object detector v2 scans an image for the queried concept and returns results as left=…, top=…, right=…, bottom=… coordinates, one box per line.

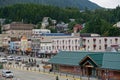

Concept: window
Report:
left=75, top=39, right=77, bottom=43
left=88, top=40, right=89, bottom=43
left=115, top=38, right=118, bottom=44
left=99, top=40, right=101, bottom=44
left=104, top=38, right=107, bottom=43
left=110, top=39, right=112, bottom=44
left=99, top=46, right=101, bottom=50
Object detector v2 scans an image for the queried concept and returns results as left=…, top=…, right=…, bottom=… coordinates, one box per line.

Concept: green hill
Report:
left=0, top=0, right=101, bottom=10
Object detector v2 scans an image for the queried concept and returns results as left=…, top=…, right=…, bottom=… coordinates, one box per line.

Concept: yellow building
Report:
left=21, top=35, right=28, bottom=52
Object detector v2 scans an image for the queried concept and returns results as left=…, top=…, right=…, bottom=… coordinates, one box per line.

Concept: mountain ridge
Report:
left=0, top=0, right=101, bottom=10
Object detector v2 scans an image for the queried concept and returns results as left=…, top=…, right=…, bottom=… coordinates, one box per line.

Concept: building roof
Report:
left=40, top=33, right=71, bottom=36
left=82, top=52, right=120, bottom=70
left=48, top=51, right=90, bottom=66
left=101, top=53, right=120, bottom=70
left=87, top=53, right=104, bottom=66
left=48, top=51, right=120, bottom=70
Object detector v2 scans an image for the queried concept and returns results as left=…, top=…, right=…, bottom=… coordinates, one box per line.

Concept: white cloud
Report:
left=89, top=0, right=120, bottom=8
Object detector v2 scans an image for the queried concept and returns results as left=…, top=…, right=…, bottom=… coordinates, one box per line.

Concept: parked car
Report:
left=15, top=56, right=22, bottom=61
left=0, top=58, right=7, bottom=63
left=2, top=69, right=14, bottom=78
left=7, top=56, right=14, bottom=61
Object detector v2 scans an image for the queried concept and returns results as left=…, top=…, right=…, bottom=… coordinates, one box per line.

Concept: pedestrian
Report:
left=31, top=58, right=33, bottom=62
left=34, top=59, right=36, bottom=64
left=29, top=58, right=31, bottom=62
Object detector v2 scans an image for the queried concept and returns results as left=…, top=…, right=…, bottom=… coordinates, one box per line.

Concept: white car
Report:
left=15, top=56, right=22, bottom=61
left=2, top=70, right=14, bottom=78
left=7, top=56, right=14, bottom=61
left=0, top=58, right=7, bottom=63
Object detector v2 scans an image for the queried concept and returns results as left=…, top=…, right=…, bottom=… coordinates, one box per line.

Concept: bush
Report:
left=0, top=64, right=3, bottom=69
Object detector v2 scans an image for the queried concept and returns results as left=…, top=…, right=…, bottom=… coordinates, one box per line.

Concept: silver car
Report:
left=2, top=70, right=14, bottom=78
left=0, top=58, right=7, bottom=63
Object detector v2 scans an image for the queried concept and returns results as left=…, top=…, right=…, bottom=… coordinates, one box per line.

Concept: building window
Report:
left=99, top=46, right=101, bottom=50
left=83, top=45, right=86, bottom=48
left=75, top=46, right=77, bottom=50
left=88, top=46, right=89, bottom=50
left=62, top=40, right=64, bottom=44
left=52, top=46, right=54, bottom=49
left=63, top=46, right=64, bottom=50
left=69, top=46, right=70, bottom=50
left=110, top=39, right=112, bottom=44
left=115, top=38, right=118, bottom=44
left=105, top=44, right=107, bottom=50
left=72, top=40, right=74, bottom=44
left=93, top=44, right=96, bottom=50
left=75, top=39, right=77, bottom=43
left=88, top=40, right=89, bottom=43
left=99, top=40, right=101, bottom=44
left=104, top=38, right=107, bottom=43
left=69, top=40, right=70, bottom=44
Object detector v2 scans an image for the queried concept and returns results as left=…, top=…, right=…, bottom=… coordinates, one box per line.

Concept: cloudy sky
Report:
left=89, top=0, right=120, bottom=8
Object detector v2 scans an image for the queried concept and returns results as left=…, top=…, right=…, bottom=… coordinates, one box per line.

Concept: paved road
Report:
left=0, top=69, right=76, bottom=80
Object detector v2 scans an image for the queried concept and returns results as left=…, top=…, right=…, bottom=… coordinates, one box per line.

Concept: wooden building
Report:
left=48, top=51, right=120, bottom=80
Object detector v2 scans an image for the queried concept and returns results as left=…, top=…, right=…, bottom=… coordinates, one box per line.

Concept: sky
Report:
left=89, top=0, right=120, bottom=8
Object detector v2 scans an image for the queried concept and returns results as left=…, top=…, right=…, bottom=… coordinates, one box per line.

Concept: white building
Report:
left=40, top=33, right=71, bottom=53
left=31, top=29, right=51, bottom=57
left=32, top=29, right=51, bottom=34
left=53, top=36, right=120, bottom=52
left=41, top=17, right=49, bottom=29
left=52, top=36, right=82, bottom=52
left=113, top=21, right=120, bottom=28
left=82, top=37, right=120, bottom=52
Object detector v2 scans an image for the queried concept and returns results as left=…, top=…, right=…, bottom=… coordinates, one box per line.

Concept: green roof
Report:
left=48, top=51, right=90, bottom=66
left=88, top=53, right=104, bottom=66
left=48, top=51, right=120, bottom=70
left=101, top=53, right=120, bottom=70
left=88, top=52, right=120, bottom=70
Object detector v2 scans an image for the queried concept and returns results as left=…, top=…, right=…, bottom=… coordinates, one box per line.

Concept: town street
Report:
left=0, top=68, right=78, bottom=80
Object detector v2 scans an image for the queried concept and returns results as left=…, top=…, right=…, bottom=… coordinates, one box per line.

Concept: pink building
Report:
left=82, top=37, right=120, bottom=52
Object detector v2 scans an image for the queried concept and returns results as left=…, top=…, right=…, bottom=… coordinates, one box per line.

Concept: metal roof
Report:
left=48, top=51, right=120, bottom=70
left=48, top=51, right=90, bottom=66
left=40, top=33, right=71, bottom=36
left=101, top=53, right=120, bottom=70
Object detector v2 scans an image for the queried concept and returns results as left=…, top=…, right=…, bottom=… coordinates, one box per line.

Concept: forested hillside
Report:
left=0, top=4, right=120, bottom=36
left=0, top=0, right=101, bottom=10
